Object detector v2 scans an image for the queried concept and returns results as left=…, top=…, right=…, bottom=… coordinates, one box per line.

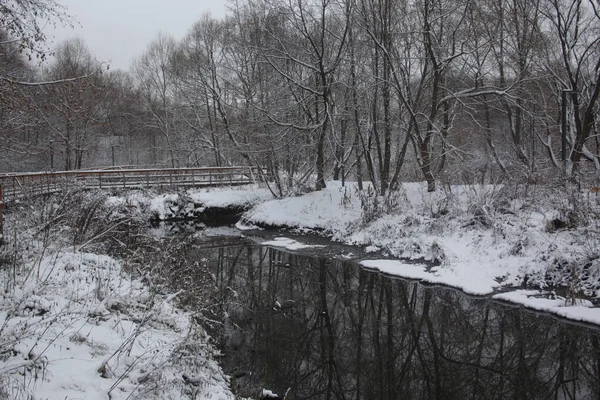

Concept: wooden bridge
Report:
left=0, top=166, right=263, bottom=203
left=0, top=166, right=264, bottom=234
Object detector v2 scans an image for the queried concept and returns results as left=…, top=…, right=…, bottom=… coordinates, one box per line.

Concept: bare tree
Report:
left=134, top=33, right=179, bottom=167
left=34, top=38, right=106, bottom=170
left=102, top=70, right=147, bottom=166
left=174, top=15, right=228, bottom=167
left=259, top=0, right=349, bottom=190
left=543, top=0, right=600, bottom=177
left=0, top=1, right=73, bottom=171
left=0, top=0, right=70, bottom=62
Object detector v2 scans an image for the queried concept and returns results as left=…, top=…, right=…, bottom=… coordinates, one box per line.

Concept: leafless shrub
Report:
left=360, top=185, right=405, bottom=224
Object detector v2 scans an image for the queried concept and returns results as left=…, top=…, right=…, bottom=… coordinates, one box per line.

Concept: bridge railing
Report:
left=0, top=166, right=264, bottom=203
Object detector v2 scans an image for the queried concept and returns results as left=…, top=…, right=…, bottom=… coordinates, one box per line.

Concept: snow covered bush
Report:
left=359, top=185, right=404, bottom=224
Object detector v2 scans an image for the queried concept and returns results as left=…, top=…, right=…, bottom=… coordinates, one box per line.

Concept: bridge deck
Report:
left=0, top=166, right=264, bottom=204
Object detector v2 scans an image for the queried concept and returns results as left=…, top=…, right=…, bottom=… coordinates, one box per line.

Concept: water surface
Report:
left=187, top=231, right=600, bottom=400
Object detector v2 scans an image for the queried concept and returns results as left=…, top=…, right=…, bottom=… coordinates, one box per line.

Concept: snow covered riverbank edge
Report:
left=2, top=180, right=599, bottom=399
left=242, top=181, right=600, bottom=325
left=0, top=188, right=254, bottom=400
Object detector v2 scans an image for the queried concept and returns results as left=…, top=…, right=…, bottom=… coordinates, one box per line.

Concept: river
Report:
left=168, top=225, right=600, bottom=400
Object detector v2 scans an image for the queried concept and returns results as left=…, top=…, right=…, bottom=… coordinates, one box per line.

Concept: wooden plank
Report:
left=0, top=166, right=262, bottom=201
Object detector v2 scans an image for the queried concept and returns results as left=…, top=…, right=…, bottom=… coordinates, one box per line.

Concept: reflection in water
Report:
left=193, top=237, right=600, bottom=400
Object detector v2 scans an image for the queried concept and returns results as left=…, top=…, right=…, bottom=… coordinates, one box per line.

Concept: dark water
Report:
left=188, top=231, right=600, bottom=400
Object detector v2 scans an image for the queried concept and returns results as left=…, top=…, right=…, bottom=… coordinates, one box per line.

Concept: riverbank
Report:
left=241, top=181, right=600, bottom=324
left=0, top=188, right=257, bottom=399
left=2, top=181, right=599, bottom=398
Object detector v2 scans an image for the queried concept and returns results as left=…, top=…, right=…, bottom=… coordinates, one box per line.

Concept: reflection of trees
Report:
left=200, top=242, right=600, bottom=399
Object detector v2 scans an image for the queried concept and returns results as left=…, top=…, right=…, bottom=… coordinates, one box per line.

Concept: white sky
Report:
left=47, top=0, right=228, bottom=71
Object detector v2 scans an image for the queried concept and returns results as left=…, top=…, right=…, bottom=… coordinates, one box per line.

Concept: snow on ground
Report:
left=3, top=179, right=598, bottom=399
left=0, top=249, right=237, bottom=400
left=492, top=290, right=599, bottom=324
left=360, top=259, right=499, bottom=295
left=186, top=185, right=274, bottom=208
left=262, top=237, right=327, bottom=251
left=0, top=190, right=254, bottom=400
left=243, top=181, right=600, bottom=325
left=242, top=182, right=362, bottom=231
left=262, top=388, right=281, bottom=398
left=106, top=184, right=274, bottom=221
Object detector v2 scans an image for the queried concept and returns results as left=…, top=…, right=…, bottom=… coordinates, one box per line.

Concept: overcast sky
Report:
left=47, top=0, right=228, bottom=71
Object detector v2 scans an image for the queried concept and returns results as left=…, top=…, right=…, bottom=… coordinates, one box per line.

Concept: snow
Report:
left=186, top=185, right=274, bottom=208
left=243, top=181, right=600, bottom=325
left=104, top=184, right=273, bottom=221
left=262, top=388, right=279, bottom=398
left=360, top=259, right=499, bottom=295
left=0, top=248, right=238, bottom=399
left=133, top=184, right=273, bottom=220
left=243, top=182, right=361, bottom=231
left=3, top=179, right=600, bottom=399
left=262, top=237, right=326, bottom=251
left=235, top=220, right=262, bottom=231
left=0, top=251, right=239, bottom=399
left=493, top=290, right=600, bottom=325
left=0, top=192, right=252, bottom=399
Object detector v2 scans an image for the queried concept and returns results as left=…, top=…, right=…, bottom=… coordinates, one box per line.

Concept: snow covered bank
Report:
left=243, top=181, right=600, bottom=324
left=0, top=191, right=242, bottom=399
left=104, top=184, right=274, bottom=221
left=261, top=237, right=327, bottom=251
left=241, top=182, right=361, bottom=232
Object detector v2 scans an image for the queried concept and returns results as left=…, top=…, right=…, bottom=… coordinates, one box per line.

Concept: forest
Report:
left=1, top=0, right=600, bottom=195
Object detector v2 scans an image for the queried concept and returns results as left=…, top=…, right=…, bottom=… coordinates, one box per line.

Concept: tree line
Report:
left=1, top=0, right=599, bottom=194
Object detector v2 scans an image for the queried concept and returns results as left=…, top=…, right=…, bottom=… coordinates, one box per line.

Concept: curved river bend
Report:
left=176, top=229, right=600, bottom=400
